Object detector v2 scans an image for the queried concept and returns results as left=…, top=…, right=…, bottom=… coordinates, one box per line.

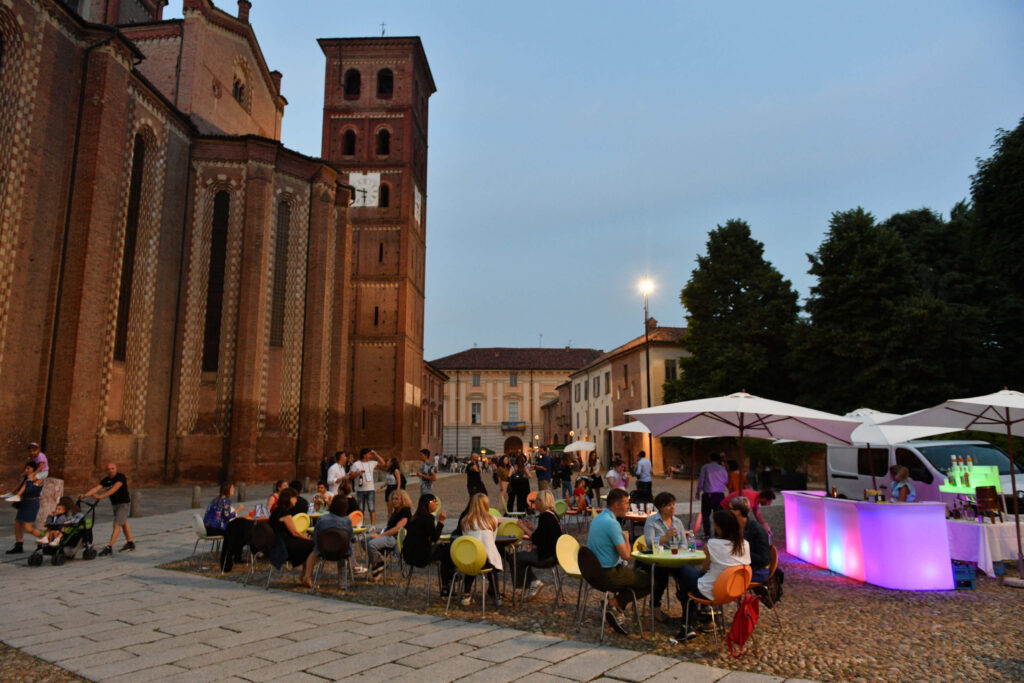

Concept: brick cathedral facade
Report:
left=0, top=0, right=441, bottom=488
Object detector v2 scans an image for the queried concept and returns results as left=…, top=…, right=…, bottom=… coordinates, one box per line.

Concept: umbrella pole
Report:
left=1007, top=421, right=1023, bottom=581
left=688, top=439, right=696, bottom=529
left=869, top=442, right=877, bottom=491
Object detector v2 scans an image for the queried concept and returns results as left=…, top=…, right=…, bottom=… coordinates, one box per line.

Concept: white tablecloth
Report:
left=946, top=519, right=1023, bottom=577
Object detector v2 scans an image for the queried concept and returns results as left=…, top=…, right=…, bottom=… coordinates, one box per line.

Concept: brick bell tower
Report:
left=318, top=37, right=435, bottom=458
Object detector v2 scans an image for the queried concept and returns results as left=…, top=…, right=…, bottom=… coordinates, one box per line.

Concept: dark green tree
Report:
left=797, top=208, right=922, bottom=413
left=665, top=219, right=799, bottom=403
left=969, top=116, right=1024, bottom=388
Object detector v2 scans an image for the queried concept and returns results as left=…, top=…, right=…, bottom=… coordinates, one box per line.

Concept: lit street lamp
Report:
left=639, top=277, right=654, bottom=466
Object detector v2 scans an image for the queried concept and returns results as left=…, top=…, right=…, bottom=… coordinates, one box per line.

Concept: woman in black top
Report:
left=514, top=489, right=561, bottom=600
left=367, top=489, right=412, bottom=579
left=384, top=458, right=406, bottom=503
left=401, top=493, right=455, bottom=593
left=466, top=452, right=487, bottom=497
left=507, top=457, right=531, bottom=513
left=267, top=488, right=315, bottom=578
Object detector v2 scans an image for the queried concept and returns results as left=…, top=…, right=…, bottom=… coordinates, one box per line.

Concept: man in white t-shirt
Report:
left=349, top=448, right=385, bottom=526
left=326, top=451, right=346, bottom=496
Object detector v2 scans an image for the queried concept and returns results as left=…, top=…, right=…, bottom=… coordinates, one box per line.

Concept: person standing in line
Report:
left=326, top=451, right=346, bottom=496
left=349, top=448, right=385, bottom=527
left=81, top=462, right=135, bottom=556
left=635, top=450, right=653, bottom=504
left=413, top=448, right=437, bottom=497
left=696, top=452, right=728, bottom=539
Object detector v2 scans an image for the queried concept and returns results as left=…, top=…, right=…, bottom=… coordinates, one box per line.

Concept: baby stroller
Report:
left=28, top=498, right=98, bottom=566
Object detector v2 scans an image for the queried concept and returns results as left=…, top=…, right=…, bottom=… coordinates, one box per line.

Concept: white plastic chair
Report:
left=191, top=513, right=221, bottom=569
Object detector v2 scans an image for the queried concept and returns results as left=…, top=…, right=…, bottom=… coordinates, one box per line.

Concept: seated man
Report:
left=643, top=491, right=686, bottom=618
left=586, top=488, right=650, bottom=634
left=721, top=488, right=775, bottom=534
left=729, top=495, right=771, bottom=583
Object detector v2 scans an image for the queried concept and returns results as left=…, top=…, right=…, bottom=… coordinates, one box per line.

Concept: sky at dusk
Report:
left=166, top=1, right=1024, bottom=361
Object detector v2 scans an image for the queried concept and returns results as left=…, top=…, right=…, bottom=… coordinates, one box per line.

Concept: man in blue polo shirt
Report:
left=586, top=488, right=650, bottom=634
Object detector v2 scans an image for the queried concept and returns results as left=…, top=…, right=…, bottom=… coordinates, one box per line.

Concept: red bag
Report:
left=727, top=594, right=760, bottom=657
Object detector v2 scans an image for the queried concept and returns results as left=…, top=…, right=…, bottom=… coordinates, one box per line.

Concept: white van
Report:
left=826, top=440, right=1024, bottom=503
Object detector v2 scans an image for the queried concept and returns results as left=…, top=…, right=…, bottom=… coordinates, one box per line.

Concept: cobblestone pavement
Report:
left=0, top=506, right=810, bottom=683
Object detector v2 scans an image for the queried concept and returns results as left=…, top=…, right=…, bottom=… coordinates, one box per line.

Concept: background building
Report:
left=432, top=348, right=601, bottom=457
left=568, top=321, right=688, bottom=473
left=0, top=0, right=435, bottom=487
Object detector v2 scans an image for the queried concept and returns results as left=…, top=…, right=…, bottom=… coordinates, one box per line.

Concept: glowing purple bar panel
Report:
left=783, top=491, right=954, bottom=590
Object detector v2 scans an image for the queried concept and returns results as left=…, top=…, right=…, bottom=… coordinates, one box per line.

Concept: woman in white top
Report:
left=605, top=459, right=629, bottom=491
left=676, top=509, right=750, bottom=640
left=458, top=493, right=502, bottom=605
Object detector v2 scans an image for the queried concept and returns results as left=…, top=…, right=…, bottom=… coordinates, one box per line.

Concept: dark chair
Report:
left=312, top=530, right=352, bottom=594
left=402, top=544, right=441, bottom=606
left=517, top=550, right=562, bottom=607
left=976, top=486, right=1004, bottom=523
left=243, top=522, right=278, bottom=590
left=576, top=546, right=644, bottom=642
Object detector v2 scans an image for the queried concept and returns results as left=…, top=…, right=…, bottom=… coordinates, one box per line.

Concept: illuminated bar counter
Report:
left=783, top=491, right=954, bottom=590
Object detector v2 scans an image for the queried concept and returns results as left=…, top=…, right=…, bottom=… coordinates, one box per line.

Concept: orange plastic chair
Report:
left=685, top=565, right=752, bottom=648
left=348, top=510, right=363, bottom=527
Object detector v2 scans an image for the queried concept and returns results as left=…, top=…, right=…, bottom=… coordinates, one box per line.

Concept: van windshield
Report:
left=916, top=444, right=1023, bottom=476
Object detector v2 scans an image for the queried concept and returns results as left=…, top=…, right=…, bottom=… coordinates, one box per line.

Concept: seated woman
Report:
left=300, top=495, right=354, bottom=587
left=514, top=489, right=560, bottom=601
left=570, top=477, right=589, bottom=512
left=266, top=480, right=287, bottom=513
left=675, top=509, right=750, bottom=641
left=367, top=489, right=412, bottom=580
left=890, top=466, right=917, bottom=502
left=203, top=483, right=243, bottom=537
left=267, top=488, right=315, bottom=577
left=459, top=493, right=503, bottom=606
left=336, top=480, right=360, bottom=522
left=401, top=493, right=454, bottom=595
left=311, top=483, right=333, bottom=513
left=643, top=492, right=687, bottom=617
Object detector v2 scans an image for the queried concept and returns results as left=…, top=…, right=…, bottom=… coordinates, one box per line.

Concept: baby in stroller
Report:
left=41, top=497, right=82, bottom=546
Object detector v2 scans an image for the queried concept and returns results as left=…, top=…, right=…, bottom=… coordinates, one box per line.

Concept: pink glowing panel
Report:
left=783, top=491, right=827, bottom=568
left=858, top=503, right=954, bottom=590
left=824, top=498, right=865, bottom=582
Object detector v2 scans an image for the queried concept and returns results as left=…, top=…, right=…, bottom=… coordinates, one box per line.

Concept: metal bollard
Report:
left=129, top=491, right=141, bottom=518
left=237, top=482, right=246, bottom=503
left=192, top=485, right=201, bottom=509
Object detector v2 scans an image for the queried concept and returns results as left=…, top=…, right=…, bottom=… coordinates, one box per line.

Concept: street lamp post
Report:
left=639, top=278, right=654, bottom=467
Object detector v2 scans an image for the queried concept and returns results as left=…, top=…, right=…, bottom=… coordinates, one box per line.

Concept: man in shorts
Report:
left=348, top=448, right=385, bottom=526
left=82, top=462, right=134, bottom=556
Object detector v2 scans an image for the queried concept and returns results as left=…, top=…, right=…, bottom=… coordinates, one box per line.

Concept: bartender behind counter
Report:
left=889, top=466, right=916, bottom=502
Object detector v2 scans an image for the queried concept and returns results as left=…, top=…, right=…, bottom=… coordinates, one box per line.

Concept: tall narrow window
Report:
left=202, top=192, right=230, bottom=372
left=269, top=201, right=290, bottom=347
left=344, top=69, right=361, bottom=98
left=376, top=129, right=390, bottom=155
left=509, top=373, right=518, bottom=387
left=377, top=68, right=393, bottom=98
left=373, top=306, right=379, bottom=325
left=113, top=136, right=146, bottom=362
left=379, top=183, right=390, bottom=208
left=342, top=130, right=356, bottom=156
left=378, top=242, right=384, bottom=262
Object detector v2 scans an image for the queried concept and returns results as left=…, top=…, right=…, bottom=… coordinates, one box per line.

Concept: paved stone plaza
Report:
left=0, top=503, right=809, bottom=682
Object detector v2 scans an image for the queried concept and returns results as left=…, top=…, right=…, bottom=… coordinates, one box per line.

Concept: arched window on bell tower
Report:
left=344, top=69, right=361, bottom=99
left=376, top=128, right=390, bottom=156
left=342, top=129, right=356, bottom=156
left=202, top=191, right=230, bottom=373
left=379, top=182, right=390, bottom=208
left=377, top=68, right=393, bottom=98
left=113, top=135, right=146, bottom=362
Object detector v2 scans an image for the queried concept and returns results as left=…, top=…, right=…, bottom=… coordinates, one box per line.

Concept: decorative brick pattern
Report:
left=176, top=166, right=245, bottom=436
left=0, top=6, right=43, bottom=387
left=321, top=203, right=339, bottom=435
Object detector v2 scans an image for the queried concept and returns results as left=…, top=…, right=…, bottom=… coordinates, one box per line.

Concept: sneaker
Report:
left=460, top=595, right=473, bottom=606
left=604, top=606, right=629, bottom=635
left=673, top=626, right=698, bottom=642
left=523, top=579, right=544, bottom=601
left=120, top=541, right=135, bottom=552
left=98, top=546, right=112, bottom=557
left=48, top=538, right=62, bottom=547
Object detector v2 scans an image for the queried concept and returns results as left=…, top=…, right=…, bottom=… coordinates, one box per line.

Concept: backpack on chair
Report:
left=727, top=593, right=760, bottom=657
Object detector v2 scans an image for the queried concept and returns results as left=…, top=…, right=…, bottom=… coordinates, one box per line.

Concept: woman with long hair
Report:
left=496, top=455, right=511, bottom=513
left=384, top=458, right=405, bottom=504
left=266, top=480, right=287, bottom=512
left=367, top=489, right=412, bottom=580
left=267, top=488, right=315, bottom=581
left=586, top=452, right=602, bottom=505
left=514, top=489, right=561, bottom=600
left=402, top=493, right=455, bottom=595
left=458, top=493, right=502, bottom=605
left=675, top=509, right=750, bottom=641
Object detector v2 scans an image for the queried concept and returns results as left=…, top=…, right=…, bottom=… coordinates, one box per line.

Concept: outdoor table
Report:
left=495, top=534, right=520, bottom=604
left=632, top=548, right=705, bottom=637
left=623, top=511, right=656, bottom=538
left=352, top=526, right=370, bottom=578
left=947, top=518, right=1024, bottom=577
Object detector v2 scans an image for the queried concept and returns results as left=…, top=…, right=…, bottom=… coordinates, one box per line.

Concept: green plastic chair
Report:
left=446, top=536, right=495, bottom=617
left=554, top=499, right=568, bottom=519
left=489, top=507, right=501, bottom=519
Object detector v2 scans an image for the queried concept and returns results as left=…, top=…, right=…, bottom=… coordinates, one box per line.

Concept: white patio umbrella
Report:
left=563, top=440, right=597, bottom=452
left=844, top=407, right=961, bottom=489
left=881, top=389, right=1024, bottom=579
left=627, top=391, right=860, bottom=481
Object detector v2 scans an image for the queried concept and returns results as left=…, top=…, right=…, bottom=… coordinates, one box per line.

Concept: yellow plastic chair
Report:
left=632, top=535, right=648, bottom=553
left=445, top=536, right=495, bottom=617
left=554, top=499, right=568, bottom=519
left=556, top=535, right=584, bottom=618
left=432, top=496, right=443, bottom=518
left=292, top=513, right=311, bottom=535
left=496, top=520, right=523, bottom=541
